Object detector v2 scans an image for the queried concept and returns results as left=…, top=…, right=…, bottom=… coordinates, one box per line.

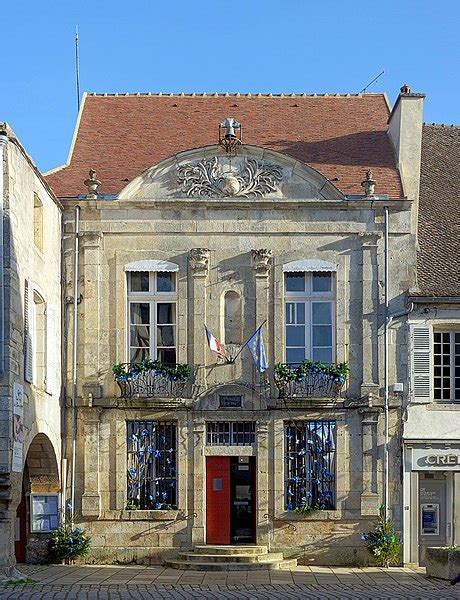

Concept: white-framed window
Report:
left=434, top=330, right=460, bottom=402
left=127, top=271, right=177, bottom=364
left=284, top=271, right=335, bottom=364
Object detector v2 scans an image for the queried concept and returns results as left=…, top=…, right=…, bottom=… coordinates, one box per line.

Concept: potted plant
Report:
left=48, top=523, right=91, bottom=565
left=361, top=505, right=401, bottom=568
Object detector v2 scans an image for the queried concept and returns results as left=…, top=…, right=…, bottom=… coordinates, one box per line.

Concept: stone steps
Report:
left=193, top=545, right=268, bottom=556
left=178, top=551, right=285, bottom=563
left=165, top=544, right=297, bottom=571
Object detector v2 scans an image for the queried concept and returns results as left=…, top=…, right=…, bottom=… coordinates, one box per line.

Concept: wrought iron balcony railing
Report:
left=113, top=361, right=192, bottom=399
left=273, top=361, right=348, bottom=400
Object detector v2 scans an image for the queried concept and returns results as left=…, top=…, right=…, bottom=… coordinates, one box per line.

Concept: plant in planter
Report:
left=48, top=524, right=91, bottom=564
left=362, top=505, right=401, bottom=568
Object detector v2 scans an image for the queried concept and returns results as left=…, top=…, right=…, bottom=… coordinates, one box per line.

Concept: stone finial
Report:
left=189, top=248, right=210, bottom=276
left=361, top=169, right=376, bottom=197
left=400, top=83, right=411, bottom=94
left=252, top=249, right=273, bottom=277
left=84, top=169, right=101, bottom=199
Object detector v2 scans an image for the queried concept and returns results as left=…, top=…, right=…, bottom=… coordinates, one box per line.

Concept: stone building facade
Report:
left=0, top=125, right=62, bottom=577
left=41, top=88, right=427, bottom=565
left=403, top=124, right=460, bottom=566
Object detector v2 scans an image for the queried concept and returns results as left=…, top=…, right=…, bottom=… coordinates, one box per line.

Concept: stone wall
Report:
left=0, top=133, right=62, bottom=570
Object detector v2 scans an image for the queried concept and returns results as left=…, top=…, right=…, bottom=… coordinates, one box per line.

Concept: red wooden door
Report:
left=206, top=456, right=230, bottom=544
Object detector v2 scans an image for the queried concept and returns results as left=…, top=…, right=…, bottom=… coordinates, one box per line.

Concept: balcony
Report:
left=113, top=360, right=192, bottom=401
left=273, top=361, right=348, bottom=401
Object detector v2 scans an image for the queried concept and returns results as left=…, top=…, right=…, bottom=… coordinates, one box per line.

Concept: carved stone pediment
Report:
left=117, top=145, right=346, bottom=202
left=177, top=157, right=283, bottom=198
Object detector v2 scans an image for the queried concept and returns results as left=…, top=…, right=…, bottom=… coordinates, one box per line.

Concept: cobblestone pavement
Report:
left=0, top=564, right=458, bottom=599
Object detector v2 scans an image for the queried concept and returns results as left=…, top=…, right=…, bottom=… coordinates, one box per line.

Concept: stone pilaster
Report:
left=80, top=232, right=103, bottom=392
left=252, top=249, right=272, bottom=390
left=81, top=409, right=102, bottom=517
left=256, top=419, right=270, bottom=545
left=358, top=232, right=381, bottom=397
left=189, top=249, right=209, bottom=391
left=358, top=406, right=382, bottom=515
left=190, top=419, right=206, bottom=545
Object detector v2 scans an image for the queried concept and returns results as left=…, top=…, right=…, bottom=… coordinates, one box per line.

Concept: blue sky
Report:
left=1, top=0, right=458, bottom=172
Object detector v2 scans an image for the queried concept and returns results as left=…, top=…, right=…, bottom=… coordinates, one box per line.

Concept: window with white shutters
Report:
left=411, top=324, right=432, bottom=402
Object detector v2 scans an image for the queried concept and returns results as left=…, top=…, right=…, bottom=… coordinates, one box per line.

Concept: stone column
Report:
left=358, top=406, right=382, bottom=515
left=188, top=249, right=210, bottom=393
left=81, top=408, right=102, bottom=517
left=359, top=232, right=381, bottom=398
left=190, top=419, right=206, bottom=545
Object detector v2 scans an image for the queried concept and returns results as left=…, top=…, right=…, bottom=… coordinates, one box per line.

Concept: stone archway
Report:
left=15, top=433, right=60, bottom=564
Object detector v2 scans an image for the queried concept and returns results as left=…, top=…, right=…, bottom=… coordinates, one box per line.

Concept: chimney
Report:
left=387, top=84, right=425, bottom=201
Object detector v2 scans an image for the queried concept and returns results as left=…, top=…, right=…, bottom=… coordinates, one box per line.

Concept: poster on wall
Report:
left=30, top=494, right=59, bottom=532
left=11, top=382, right=24, bottom=472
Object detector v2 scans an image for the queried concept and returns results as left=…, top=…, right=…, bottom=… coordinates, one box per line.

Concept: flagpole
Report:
left=228, top=320, right=267, bottom=364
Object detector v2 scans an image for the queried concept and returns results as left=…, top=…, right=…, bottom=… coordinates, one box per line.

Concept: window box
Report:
left=274, top=361, right=348, bottom=399
left=113, top=360, right=191, bottom=399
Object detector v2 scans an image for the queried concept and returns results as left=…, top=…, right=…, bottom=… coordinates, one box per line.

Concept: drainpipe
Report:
left=384, top=206, right=390, bottom=520
left=0, top=131, right=7, bottom=374
left=70, top=205, right=80, bottom=525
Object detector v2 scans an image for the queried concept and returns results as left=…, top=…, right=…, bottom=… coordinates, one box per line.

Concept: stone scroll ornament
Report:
left=177, top=157, right=283, bottom=198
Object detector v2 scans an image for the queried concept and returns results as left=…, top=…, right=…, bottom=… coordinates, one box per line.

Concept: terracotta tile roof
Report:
left=415, top=124, right=460, bottom=297
left=44, top=93, right=403, bottom=198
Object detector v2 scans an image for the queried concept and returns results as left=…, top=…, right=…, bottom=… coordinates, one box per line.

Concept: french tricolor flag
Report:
left=204, top=325, right=226, bottom=359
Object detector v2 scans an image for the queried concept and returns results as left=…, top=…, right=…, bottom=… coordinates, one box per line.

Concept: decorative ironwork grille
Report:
left=127, top=421, right=177, bottom=509
left=284, top=421, right=336, bottom=510
left=206, top=422, right=256, bottom=446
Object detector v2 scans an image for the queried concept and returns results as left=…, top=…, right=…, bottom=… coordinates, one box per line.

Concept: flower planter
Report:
left=425, top=547, right=460, bottom=582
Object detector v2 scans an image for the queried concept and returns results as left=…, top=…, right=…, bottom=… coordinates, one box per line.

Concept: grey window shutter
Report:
left=24, top=279, right=34, bottom=383
left=46, top=304, right=57, bottom=395
left=410, top=324, right=432, bottom=403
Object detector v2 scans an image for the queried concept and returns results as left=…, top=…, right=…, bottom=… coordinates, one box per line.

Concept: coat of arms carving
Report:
left=177, top=157, right=283, bottom=198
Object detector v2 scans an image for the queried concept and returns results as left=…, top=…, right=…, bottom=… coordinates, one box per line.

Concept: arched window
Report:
left=125, top=262, right=178, bottom=364
left=33, top=194, right=43, bottom=251
left=224, top=291, right=242, bottom=345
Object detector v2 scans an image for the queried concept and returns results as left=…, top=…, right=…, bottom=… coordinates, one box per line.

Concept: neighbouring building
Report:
left=403, top=124, right=460, bottom=566
left=0, top=125, right=62, bottom=578
left=40, top=87, right=425, bottom=566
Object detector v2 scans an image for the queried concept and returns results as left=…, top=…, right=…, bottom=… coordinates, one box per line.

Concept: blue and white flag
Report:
left=246, top=325, right=268, bottom=373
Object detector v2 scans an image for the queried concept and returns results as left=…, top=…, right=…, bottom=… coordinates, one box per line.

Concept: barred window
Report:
left=127, top=421, right=177, bottom=510
left=206, top=422, right=256, bottom=446
left=284, top=421, right=336, bottom=510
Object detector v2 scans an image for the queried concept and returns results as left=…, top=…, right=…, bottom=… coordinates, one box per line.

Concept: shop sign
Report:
left=411, top=447, right=460, bottom=470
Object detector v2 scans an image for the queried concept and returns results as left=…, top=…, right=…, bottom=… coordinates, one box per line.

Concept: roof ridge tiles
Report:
left=87, top=91, right=378, bottom=98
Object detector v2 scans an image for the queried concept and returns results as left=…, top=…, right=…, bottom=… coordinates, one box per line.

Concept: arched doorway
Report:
left=15, top=433, right=60, bottom=563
